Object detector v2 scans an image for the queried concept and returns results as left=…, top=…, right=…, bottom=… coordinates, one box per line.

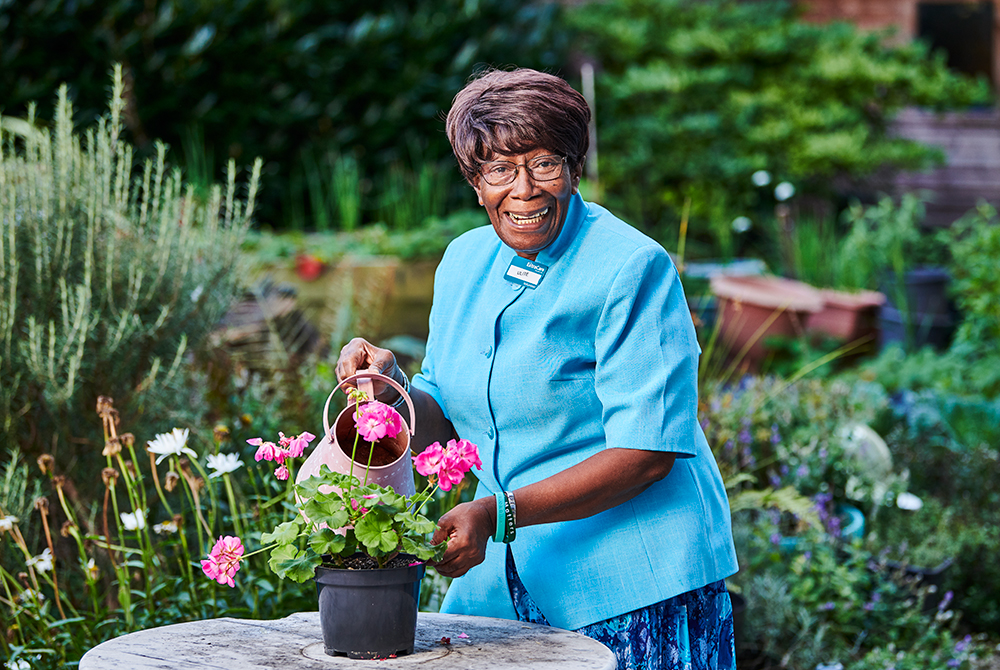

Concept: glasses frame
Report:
left=477, top=154, right=567, bottom=187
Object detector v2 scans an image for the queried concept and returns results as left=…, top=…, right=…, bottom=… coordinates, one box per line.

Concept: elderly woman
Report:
left=336, top=68, right=738, bottom=669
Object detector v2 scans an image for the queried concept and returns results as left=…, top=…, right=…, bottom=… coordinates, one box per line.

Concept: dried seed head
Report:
left=33, top=497, right=49, bottom=513
left=37, top=454, right=54, bottom=475
left=213, top=425, right=230, bottom=442
left=17, top=572, right=28, bottom=586
left=96, top=396, right=114, bottom=416
left=102, top=437, right=122, bottom=457
left=164, top=471, right=180, bottom=492
left=120, top=433, right=135, bottom=448
left=178, top=458, right=193, bottom=476
left=52, top=475, right=66, bottom=490
left=102, top=468, right=119, bottom=487
left=171, top=513, right=183, bottom=527
left=123, top=460, right=137, bottom=478
left=60, top=520, right=75, bottom=538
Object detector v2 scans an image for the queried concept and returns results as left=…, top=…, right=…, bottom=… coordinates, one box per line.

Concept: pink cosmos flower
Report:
left=285, top=431, right=315, bottom=458
left=354, top=402, right=404, bottom=443
left=201, top=535, right=245, bottom=587
left=413, top=441, right=446, bottom=477
left=274, top=464, right=290, bottom=481
left=252, top=440, right=281, bottom=463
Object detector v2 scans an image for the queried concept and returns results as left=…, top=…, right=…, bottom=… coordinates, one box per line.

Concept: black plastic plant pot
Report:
left=315, top=561, right=425, bottom=659
left=884, top=557, right=954, bottom=613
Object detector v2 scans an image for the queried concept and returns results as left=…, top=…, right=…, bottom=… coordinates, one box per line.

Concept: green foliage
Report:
left=859, top=344, right=1000, bottom=401
left=264, top=464, right=445, bottom=580
left=567, top=0, right=991, bottom=253
left=0, top=0, right=568, bottom=228
left=941, top=201, right=1000, bottom=350
left=0, top=66, right=260, bottom=475
left=731, top=511, right=992, bottom=670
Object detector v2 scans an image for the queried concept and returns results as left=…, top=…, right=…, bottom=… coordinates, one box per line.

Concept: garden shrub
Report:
left=567, top=0, right=991, bottom=254
left=0, top=0, right=568, bottom=228
left=942, top=201, right=1000, bottom=352
left=0, top=66, right=261, bottom=483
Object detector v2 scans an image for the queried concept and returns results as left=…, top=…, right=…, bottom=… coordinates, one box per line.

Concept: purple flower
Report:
left=700, top=418, right=710, bottom=431
left=863, top=602, right=875, bottom=611
left=803, top=551, right=812, bottom=561
left=796, top=464, right=809, bottom=478
left=769, top=533, right=782, bottom=545
left=954, top=635, right=971, bottom=653
left=738, top=428, right=753, bottom=445
left=819, top=601, right=836, bottom=611
left=770, top=424, right=782, bottom=444
left=780, top=464, right=789, bottom=476
left=769, top=473, right=781, bottom=487
left=939, top=590, right=954, bottom=612
left=947, top=660, right=960, bottom=668
left=819, top=448, right=828, bottom=459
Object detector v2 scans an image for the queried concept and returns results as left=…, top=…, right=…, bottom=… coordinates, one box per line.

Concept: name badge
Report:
left=505, top=256, right=547, bottom=289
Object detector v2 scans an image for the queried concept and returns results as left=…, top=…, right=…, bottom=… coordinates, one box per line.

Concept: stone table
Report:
left=79, top=611, right=617, bottom=670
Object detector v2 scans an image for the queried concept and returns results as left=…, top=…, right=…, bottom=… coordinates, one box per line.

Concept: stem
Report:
left=363, top=440, right=376, bottom=486
left=148, top=451, right=175, bottom=517
left=37, top=505, right=67, bottom=619
left=407, top=482, right=440, bottom=518
left=223, top=474, right=244, bottom=539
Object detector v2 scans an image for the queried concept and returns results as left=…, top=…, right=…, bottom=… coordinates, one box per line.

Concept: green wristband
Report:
left=493, top=492, right=506, bottom=543
left=503, top=491, right=517, bottom=543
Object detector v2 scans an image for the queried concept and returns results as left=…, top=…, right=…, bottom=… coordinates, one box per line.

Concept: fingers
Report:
left=335, top=338, right=400, bottom=399
left=430, top=499, right=493, bottom=578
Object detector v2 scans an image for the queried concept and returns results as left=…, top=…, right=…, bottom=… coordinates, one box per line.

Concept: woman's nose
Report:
left=508, top=165, right=539, bottom=198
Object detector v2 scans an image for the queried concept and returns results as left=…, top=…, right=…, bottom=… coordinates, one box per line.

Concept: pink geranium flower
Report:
left=252, top=440, right=282, bottom=463
left=437, top=451, right=467, bottom=492
left=201, top=535, right=245, bottom=587
left=274, top=464, right=290, bottom=481
left=413, top=441, right=446, bottom=477
left=449, top=438, right=483, bottom=471
left=354, top=402, right=404, bottom=443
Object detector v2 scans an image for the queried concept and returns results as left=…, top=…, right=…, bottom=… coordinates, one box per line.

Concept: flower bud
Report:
left=102, top=468, right=119, bottom=488
left=213, top=425, right=230, bottom=443
left=37, top=454, right=54, bottom=475
left=164, top=471, right=180, bottom=492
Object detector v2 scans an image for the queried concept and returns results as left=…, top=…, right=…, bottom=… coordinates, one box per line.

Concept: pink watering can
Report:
left=295, top=370, right=416, bottom=498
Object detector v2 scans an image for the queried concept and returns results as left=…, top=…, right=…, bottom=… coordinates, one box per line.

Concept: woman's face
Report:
left=472, top=147, right=582, bottom=261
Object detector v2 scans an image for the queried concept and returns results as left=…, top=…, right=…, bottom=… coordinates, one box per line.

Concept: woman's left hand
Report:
left=430, top=497, right=495, bottom=578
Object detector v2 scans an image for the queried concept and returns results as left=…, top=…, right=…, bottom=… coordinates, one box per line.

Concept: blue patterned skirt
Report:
left=506, top=547, right=736, bottom=670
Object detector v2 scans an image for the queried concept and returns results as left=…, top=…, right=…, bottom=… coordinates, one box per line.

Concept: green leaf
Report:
left=354, top=507, right=399, bottom=555
left=303, top=494, right=350, bottom=529
left=268, top=544, right=319, bottom=583
left=309, top=528, right=347, bottom=557
left=394, top=510, right=436, bottom=535
left=401, top=535, right=444, bottom=562
left=261, top=519, right=302, bottom=545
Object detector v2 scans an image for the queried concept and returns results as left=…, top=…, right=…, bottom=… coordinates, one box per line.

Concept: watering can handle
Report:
left=322, top=370, right=416, bottom=441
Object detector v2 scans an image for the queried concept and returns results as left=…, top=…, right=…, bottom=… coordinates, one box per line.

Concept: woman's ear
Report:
left=571, top=160, right=584, bottom=195
left=471, top=176, right=484, bottom=206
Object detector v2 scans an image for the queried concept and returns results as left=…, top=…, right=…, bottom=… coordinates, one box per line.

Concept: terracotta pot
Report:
left=315, top=559, right=424, bottom=658
left=807, top=289, right=886, bottom=342
left=296, top=371, right=417, bottom=501
left=710, top=275, right=824, bottom=369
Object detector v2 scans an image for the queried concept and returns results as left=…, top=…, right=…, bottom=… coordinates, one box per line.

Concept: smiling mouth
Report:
left=506, top=207, right=550, bottom=226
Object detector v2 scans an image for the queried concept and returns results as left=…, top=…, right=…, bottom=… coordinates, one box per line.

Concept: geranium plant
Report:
left=201, top=391, right=481, bottom=586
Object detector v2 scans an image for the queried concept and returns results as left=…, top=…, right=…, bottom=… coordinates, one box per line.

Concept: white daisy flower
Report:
left=147, top=428, right=196, bottom=465
left=0, top=514, right=18, bottom=532
left=120, top=510, right=147, bottom=531
left=153, top=520, right=179, bottom=535
left=206, top=452, right=244, bottom=478
left=85, top=557, right=100, bottom=580
left=26, top=548, right=53, bottom=573
left=16, top=588, right=44, bottom=603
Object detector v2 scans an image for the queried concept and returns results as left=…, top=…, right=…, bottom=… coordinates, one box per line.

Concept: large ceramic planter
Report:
left=807, top=289, right=886, bottom=342
left=709, top=274, right=824, bottom=369
left=315, top=560, right=425, bottom=659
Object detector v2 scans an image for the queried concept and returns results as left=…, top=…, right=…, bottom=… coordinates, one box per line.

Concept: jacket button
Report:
left=484, top=346, right=493, bottom=359
left=486, top=426, right=495, bottom=439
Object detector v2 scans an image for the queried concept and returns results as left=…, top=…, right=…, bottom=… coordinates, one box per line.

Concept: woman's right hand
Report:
left=335, top=337, right=403, bottom=404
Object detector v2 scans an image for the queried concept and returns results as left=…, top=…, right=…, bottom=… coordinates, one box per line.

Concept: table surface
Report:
left=79, top=611, right=617, bottom=670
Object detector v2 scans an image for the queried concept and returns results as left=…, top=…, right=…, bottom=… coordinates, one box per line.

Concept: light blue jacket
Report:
left=412, top=193, right=738, bottom=630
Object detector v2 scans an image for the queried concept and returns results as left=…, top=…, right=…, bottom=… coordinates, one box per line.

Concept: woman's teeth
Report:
left=508, top=208, right=549, bottom=225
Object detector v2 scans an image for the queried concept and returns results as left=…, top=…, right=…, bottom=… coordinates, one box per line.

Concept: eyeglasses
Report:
left=478, top=154, right=567, bottom=186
